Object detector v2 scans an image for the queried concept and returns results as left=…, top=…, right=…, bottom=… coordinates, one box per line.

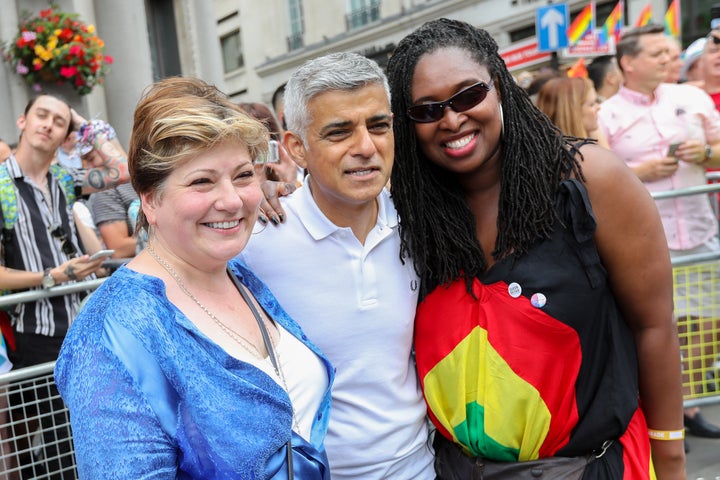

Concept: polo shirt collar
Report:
left=293, top=175, right=397, bottom=241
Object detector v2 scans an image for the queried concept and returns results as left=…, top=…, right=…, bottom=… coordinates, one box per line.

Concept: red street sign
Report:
left=500, top=38, right=552, bottom=71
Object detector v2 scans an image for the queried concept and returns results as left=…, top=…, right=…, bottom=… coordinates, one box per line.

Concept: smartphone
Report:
left=88, top=249, right=115, bottom=261
left=267, top=140, right=280, bottom=163
left=254, top=140, right=280, bottom=165
left=667, top=142, right=682, bottom=157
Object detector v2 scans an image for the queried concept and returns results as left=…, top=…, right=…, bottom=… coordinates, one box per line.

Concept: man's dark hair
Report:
left=271, top=82, right=286, bottom=115
left=271, top=82, right=287, bottom=130
left=587, top=55, right=614, bottom=91
left=616, top=24, right=666, bottom=72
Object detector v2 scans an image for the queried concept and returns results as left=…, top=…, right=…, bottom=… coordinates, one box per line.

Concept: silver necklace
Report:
left=146, top=243, right=302, bottom=436
left=146, top=243, right=265, bottom=360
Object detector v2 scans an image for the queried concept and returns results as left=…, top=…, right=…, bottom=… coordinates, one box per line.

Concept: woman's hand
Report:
left=258, top=180, right=297, bottom=225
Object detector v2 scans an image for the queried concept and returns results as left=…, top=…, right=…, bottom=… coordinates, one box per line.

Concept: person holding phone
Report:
left=0, top=91, right=130, bottom=477
left=599, top=24, right=720, bottom=442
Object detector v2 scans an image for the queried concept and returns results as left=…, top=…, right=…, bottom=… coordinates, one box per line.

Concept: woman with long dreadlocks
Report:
left=386, top=18, right=685, bottom=479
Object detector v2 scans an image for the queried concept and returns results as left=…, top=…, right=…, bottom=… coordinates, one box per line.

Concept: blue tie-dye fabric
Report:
left=55, top=261, right=333, bottom=479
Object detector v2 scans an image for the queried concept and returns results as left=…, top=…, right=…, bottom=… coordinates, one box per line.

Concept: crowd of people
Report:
left=1, top=16, right=719, bottom=480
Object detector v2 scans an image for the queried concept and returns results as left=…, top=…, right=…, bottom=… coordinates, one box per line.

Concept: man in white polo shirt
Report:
left=239, top=52, right=434, bottom=479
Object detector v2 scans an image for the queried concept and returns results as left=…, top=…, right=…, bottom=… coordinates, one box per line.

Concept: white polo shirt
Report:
left=239, top=179, right=434, bottom=480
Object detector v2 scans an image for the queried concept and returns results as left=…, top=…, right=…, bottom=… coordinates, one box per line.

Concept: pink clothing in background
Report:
left=599, top=83, right=720, bottom=251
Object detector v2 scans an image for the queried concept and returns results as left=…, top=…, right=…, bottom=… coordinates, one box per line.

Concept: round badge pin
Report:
left=508, top=282, right=522, bottom=298
left=531, top=292, right=547, bottom=308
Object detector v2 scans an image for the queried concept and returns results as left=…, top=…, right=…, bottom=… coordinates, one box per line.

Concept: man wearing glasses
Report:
left=0, top=92, right=128, bottom=477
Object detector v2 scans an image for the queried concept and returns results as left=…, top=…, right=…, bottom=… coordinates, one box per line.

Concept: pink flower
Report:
left=16, top=63, right=29, bottom=75
left=32, top=84, right=42, bottom=92
left=59, top=66, right=78, bottom=78
left=21, top=31, right=37, bottom=42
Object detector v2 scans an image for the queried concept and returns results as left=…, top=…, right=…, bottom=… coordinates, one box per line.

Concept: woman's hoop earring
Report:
left=499, top=104, right=505, bottom=140
left=252, top=221, right=267, bottom=235
left=252, top=211, right=268, bottom=235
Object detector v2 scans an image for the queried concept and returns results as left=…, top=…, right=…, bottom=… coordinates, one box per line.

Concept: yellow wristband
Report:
left=648, top=428, right=685, bottom=440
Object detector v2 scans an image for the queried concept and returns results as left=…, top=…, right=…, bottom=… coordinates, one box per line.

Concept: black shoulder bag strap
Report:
left=229, top=269, right=294, bottom=480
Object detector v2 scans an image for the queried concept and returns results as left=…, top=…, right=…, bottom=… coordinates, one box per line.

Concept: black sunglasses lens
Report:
left=714, top=35, right=720, bottom=45
left=50, top=226, right=77, bottom=256
left=407, top=82, right=492, bottom=123
left=62, top=241, right=77, bottom=256
left=408, top=104, right=443, bottom=123
left=453, top=86, right=489, bottom=112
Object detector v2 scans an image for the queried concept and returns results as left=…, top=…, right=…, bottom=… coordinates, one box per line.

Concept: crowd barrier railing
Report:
left=652, top=179, right=720, bottom=408
left=0, top=278, right=103, bottom=480
left=0, top=361, right=73, bottom=479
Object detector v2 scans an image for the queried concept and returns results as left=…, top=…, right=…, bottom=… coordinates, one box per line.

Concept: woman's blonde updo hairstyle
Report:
left=128, top=76, right=268, bottom=233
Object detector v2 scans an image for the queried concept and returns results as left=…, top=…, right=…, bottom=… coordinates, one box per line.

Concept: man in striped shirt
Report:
left=0, top=92, right=128, bottom=477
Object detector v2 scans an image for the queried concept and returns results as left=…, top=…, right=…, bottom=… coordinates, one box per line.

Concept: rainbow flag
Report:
left=567, top=3, right=595, bottom=45
left=567, top=57, right=588, bottom=78
left=634, top=3, right=652, bottom=26
left=664, top=0, right=680, bottom=37
left=604, top=1, right=623, bottom=45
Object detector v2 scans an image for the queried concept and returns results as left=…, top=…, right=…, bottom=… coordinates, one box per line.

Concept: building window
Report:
left=221, top=29, right=243, bottom=73
left=145, top=0, right=182, bottom=81
left=287, top=0, right=305, bottom=50
left=346, top=0, right=381, bottom=30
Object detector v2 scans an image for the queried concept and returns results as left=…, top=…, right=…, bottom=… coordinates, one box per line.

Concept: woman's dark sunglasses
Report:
left=407, top=79, right=495, bottom=123
left=49, top=224, right=78, bottom=257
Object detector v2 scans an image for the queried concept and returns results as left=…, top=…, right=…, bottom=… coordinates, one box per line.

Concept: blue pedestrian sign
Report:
left=536, top=4, right=569, bottom=52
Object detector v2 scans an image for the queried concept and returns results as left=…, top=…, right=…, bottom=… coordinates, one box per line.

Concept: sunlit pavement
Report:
left=686, top=402, right=720, bottom=479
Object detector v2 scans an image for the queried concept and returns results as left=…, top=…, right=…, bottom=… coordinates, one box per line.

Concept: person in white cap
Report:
left=682, top=37, right=707, bottom=86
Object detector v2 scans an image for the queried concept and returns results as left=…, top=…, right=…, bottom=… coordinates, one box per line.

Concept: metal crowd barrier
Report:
left=653, top=177, right=720, bottom=408
left=0, top=279, right=103, bottom=479
left=0, top=181, right=718, bottom=477
left=0, top=362, right=74, bottom=479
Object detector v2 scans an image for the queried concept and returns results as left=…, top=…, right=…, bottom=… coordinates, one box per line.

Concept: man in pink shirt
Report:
left=599, top=24, right=720, bottom=441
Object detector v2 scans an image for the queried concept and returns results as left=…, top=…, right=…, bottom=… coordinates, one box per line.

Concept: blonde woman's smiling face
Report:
left=142, top=141, right=262, bottom=268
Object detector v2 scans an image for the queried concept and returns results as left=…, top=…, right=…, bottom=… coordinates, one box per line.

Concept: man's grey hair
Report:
left=284, top=52, right=391, bottom=142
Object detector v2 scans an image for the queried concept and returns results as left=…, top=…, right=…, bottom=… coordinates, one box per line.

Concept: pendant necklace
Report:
left=146, top=243, right=265, bottom=359
left=145, top=243, right=302, bottom=436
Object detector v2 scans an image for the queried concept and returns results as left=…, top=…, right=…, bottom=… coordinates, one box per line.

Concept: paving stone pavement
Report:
left=686, top=402, right=720, bottom=479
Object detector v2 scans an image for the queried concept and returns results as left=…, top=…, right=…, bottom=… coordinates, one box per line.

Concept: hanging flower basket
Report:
left=1, top=5, right=113, bottom=96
